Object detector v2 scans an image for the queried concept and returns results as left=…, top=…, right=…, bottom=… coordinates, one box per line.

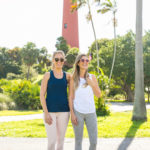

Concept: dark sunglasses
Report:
left=55, top=58, right=64, bottom=62
left=80, top=59, right=89, bottom=63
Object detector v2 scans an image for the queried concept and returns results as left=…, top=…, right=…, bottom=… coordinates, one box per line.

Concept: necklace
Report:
left=53, top=71, right=63, bottom=77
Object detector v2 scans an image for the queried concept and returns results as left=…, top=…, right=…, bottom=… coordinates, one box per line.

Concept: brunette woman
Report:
left=69, top=54, right=101, bottom=150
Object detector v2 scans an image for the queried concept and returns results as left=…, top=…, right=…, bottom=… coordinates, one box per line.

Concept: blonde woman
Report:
left=69, top=54, right=101, bottom=150
left=40, top=50, right=71, bottom=150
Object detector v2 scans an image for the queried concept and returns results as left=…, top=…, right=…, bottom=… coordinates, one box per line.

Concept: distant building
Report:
left=62, top=0, right=79, bottom=48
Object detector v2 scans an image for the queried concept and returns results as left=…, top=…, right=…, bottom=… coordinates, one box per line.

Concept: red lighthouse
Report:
left=62, top=0, right=79, bottom=48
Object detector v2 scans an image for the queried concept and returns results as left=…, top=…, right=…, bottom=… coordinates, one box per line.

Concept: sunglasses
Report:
left=54, top=58, right=64, bottom=62
left=80, top=59, right=89, bottom=63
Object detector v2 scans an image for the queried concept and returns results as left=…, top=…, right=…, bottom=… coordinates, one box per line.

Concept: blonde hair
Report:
left=72, top=54, right=89, bottom=90
left=52, top=50, right=65, bottom=69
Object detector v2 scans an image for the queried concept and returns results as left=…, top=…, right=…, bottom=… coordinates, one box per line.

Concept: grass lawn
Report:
left=0, top=110, right=43, bottom=116
left=0, top=110, right=150, bottom=138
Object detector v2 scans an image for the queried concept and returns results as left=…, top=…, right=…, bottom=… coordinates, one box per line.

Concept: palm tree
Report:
left=21, top=42, right=39, bottom=80
left=71, top=0, right=100, bottom=73
left=132, top=0, right=147, bottom=121
left=97, top=0, right=117, bottom=83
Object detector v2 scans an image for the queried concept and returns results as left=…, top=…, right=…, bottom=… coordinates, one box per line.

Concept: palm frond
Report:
left=101, top=1, right=112, bottom=8
left=71, top=0, right=77, bottom=3
left=97, top=7, right=111, bottom=14
left=71, top=0, right=86, bottom=12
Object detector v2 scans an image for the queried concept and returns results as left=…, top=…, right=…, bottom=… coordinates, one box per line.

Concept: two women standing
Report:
left=40, top=51, right=101, bottom=150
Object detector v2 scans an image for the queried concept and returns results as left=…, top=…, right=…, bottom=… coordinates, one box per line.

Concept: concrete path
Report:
left=0, top=113, right=43, bottom=122
left=108, top=102, right=150, bottom=112
left=0, top=102, right=150, bottom=122
left=0, top=137, right=150, bottom=150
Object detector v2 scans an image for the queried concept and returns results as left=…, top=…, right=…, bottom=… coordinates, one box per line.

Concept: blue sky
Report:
left=0, top=0, right=150, bottom=54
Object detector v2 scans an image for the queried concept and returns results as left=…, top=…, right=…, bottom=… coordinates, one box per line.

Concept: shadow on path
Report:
left=117, top=121, right=145, bottom=150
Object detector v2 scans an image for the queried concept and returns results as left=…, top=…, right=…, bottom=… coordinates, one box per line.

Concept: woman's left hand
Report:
left=86, top=77, right=94, bottom=87
left=87, top=75, right=101, bottom=98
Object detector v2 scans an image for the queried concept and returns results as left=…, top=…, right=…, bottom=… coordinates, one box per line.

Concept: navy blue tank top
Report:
left=46, top=70, right=69, bottom=112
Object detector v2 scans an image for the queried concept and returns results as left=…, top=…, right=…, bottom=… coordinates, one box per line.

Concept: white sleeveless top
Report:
left=73, top=74, right=96, bottom=114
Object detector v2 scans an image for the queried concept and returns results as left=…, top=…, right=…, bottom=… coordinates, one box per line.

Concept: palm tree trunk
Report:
left=109, top=12, right=117, bottom=82
left=124, top=83, right=134, bottom=102
left=132, top=0, right=147, bottom=121
left=87, top=0, right=100, bottom=73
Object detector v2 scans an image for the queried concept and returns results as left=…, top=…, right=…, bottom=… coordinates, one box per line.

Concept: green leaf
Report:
left=98, top=8, right=111, bottom=14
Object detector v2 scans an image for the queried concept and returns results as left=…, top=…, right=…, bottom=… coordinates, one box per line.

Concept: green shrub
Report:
left=95, top=97, right=110, bottom=116
left=34, top=64, right=50, bottom=74
left=94, top=91, right=110, bottom=116
left=0, top=79, right=12, bottom=93
left=0, top=93, right=15, bottom=110
left=10, top=80, right=41, bottom=110
left=6, top=73, right=19, bottom=80
left=113, top=94, right=125, bottom=100
left=19, top=65, right=38, bottom=80
left=0, top=80, right=21, bottom=95
left=108, top=87, right=125, bottom=97
left=0, top=79, right=11, bottom=87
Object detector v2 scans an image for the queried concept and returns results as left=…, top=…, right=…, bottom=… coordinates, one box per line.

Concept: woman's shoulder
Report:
left=43, top=71, right=50, bottom=81
left=65, top=72, right=72, bottom=81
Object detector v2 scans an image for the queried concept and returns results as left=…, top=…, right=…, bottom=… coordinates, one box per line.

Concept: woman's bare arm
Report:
left=87, top=75, right=101, bottom=98
left=68, top=76, right=78, bottom=125
left=40, top=72, right=52, bottom=125
left=68, top=76, right=74, bottom=114
left=40, top=72, right=50, bottom=114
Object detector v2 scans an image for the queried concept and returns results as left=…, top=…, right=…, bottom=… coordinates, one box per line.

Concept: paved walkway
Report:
left=0, top=113, right=43, bottom=122
left=108, top=102, right=150, bottom=112
left=0, top=137, right=150, bottom=150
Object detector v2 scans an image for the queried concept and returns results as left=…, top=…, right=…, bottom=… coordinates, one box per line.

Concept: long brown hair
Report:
left=51, top=50, right=65, bottom=69
left=72, top=54, right=89, bottom=90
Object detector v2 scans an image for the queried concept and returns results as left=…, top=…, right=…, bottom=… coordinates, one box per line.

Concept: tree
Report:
left=21, top=42, right=39, bottom=80
left=97, top=0, right=117, bottom=82
left=144, top=52, right=150, bottom=103
left=55, top=36, right=79, bottom=70
left=114, top=32, right=135, bottom=102
left=71, top=0, right=100, bottom=73
left=38, top=47, right=48, bottom=68
left=7, top=47, right=22, bottom=65
left=66, top=47, right=79, bottom=67
left=88, top=38, right=108, bottom=72
left=55, top=36, right=69, bottom=54
left=89, top=31, right=136, bottom=101
left=143, top=31, right=150, bottom=103
left=37, top=47, right=51, bottom=73
left=132, top=0, right=147, bottom=121
left=0, top=47, right=21, bottom=78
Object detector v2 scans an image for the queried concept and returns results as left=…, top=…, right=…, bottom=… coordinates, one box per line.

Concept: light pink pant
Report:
left=44, top=112, right=70, bottom=150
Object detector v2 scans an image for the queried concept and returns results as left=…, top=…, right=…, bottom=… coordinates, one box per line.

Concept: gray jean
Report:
left=72, top=110, right=97, bottom=150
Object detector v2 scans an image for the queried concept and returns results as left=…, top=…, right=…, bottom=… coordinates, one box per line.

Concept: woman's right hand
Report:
left=71, top=112, right=78, bottom=125
left=44, top=112, right=53, bottom=125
